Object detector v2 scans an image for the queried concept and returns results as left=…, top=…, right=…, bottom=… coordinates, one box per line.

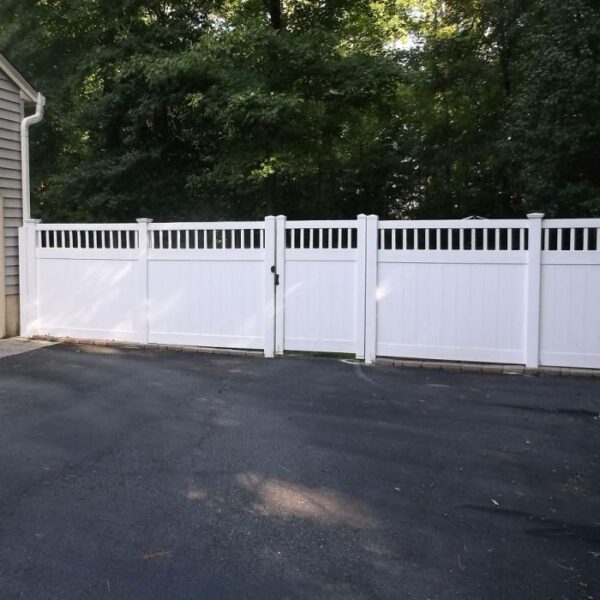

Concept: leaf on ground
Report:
left=143, top=550, right=173, bottom=560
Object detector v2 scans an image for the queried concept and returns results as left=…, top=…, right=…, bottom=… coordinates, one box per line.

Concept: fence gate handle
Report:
left=270, top=265, right=280, bottom=286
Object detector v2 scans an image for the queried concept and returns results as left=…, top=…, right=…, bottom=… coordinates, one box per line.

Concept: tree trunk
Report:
left=265, top=0, right=284, bottom=30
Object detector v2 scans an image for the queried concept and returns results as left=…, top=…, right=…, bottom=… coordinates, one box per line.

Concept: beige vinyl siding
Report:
left=0, top=69, right=22, bottom=296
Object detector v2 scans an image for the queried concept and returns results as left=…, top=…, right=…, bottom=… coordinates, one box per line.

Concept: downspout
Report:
left=20, top=92, right=45, bottom=221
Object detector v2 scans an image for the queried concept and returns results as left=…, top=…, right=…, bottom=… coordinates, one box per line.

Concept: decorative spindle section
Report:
left=285, top=221, right=358, bottom=249
left=378, top=220, right=529, bottom=251
left=148, top=222, right=265, bottom=250
left=541, top=220, right=599, bottom=251
left=37, top=225, right=138, bottom=249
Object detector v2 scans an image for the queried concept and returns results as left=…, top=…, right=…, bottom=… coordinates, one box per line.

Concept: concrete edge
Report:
left=374, top=357, right=600, bottom=379
left=0, top=337, right=57, bottom=359
left=28, top=336, right=600, bottom=378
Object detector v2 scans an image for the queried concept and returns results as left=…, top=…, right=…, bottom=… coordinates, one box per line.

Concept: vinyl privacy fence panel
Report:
left=539, top=220, right=600, bottom=369
left=24, top=224, right=141, bottom=343
left=147, top=220, right=273, bottom=351
left=374, top=219, right=530, bottom=365
left=19, top=214, right=600, bottom=369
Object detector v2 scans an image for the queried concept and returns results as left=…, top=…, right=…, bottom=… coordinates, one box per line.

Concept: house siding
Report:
left=0, top=69, right=22, bottom=297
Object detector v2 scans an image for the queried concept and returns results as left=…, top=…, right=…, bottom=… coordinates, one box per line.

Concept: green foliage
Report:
left=0, top=0, right=598, bottom=221
left=506, top=0, right=600, bottom=216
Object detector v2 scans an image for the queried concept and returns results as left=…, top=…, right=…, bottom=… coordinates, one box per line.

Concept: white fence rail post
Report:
left=525, top=213, right=544, bottom=368
left=136, top=218, right=152, bottom=344
left=355, top=215, right=367, bottom=359
left=264, top=216, right=277, bottom=357
left=275, top=215, right=286, bottom=355
left=19, top=218, right=41, bottom=337
left=364, top=214, right=379, bottom=364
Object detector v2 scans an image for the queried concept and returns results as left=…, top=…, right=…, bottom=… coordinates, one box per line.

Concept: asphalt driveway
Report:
left=0, top=344, right=598, bottom=599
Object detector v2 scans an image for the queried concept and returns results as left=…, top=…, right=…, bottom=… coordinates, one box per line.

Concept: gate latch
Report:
left=270, top=265, right=280, bottom=286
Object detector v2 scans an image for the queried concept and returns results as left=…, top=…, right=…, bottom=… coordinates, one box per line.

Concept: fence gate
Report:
left=274, top=217, right=367, bottom=358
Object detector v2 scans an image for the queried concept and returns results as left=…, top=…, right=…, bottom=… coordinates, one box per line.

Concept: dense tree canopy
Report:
left=1, top=0, right=599, bottom=221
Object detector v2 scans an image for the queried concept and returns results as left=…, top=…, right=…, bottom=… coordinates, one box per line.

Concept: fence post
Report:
left=264, top=216, right=276, bottom=358
left=355, top=215, right=367, bottom=359
left=364, top=214, right=379, bottom=364
left=19, top=218, right=41, bottom=337
left=275, top=215, right=286, bottom=355
left=136, top=218, right=153, bottom=345
left=525, top=213, right=544, bottom=369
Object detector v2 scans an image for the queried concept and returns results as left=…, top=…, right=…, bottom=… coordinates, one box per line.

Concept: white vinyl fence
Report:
left=19, top=214, right=600, bottom=369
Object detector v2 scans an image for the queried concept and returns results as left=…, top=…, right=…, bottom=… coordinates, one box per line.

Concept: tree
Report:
left=505, top=0, right=600, bottom=216
left=0, top=0, right=598, bottom=221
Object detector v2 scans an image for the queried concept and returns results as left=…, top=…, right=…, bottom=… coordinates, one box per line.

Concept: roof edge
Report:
left=0, top=52, right=39, bottom=104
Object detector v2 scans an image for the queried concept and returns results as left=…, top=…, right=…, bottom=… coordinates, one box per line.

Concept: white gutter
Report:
left=20, top=92, right=46, bottom=221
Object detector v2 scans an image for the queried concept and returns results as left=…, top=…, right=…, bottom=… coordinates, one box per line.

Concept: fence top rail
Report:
left=286, top=220, right=358, bottom=229
left=148, top=221, right=265, bottom=230
left=34, top=223, right=139, bottom=231
left=542, top=218, right=600, bottom=228
left=378, top=219, right=528, bottom=229
left=28, top=218, right=600, bottom=231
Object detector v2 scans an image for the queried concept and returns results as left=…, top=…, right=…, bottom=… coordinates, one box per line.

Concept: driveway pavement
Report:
left=0, top=344, right=598, bottom=599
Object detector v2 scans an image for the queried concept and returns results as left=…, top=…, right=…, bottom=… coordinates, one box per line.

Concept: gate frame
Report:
left=274, top=214, right=372, bottom=361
